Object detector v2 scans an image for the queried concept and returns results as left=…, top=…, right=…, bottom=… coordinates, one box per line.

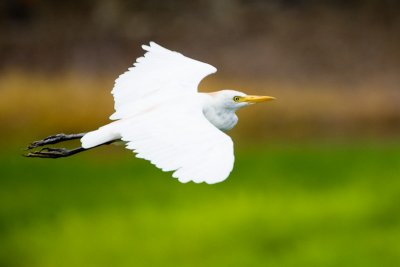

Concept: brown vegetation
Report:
left=1, top=72, right=399, bottom=143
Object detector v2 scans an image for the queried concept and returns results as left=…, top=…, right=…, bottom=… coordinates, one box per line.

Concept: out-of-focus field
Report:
left=1, top=142, right=400, bottom=267
left=1, top=73, right=400, bottom=267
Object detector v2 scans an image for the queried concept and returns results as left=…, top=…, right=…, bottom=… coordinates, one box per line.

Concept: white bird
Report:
left=26, top=42, right=275, bottom=184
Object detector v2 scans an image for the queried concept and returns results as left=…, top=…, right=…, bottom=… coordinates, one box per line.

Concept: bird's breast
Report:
left=202, top=107, right=238, bottom=132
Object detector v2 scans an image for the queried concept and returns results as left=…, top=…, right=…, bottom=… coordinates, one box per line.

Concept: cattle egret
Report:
left=26, top=42, right=275, bottom=184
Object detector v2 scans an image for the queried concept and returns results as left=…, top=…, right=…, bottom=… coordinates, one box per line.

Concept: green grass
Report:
left=1, top=142, right=400, bottom=267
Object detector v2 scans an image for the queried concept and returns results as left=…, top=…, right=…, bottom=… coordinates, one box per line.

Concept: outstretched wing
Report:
left=111, top=42, right=234, bottom=184
left=110, top=42, right=216, bottom=120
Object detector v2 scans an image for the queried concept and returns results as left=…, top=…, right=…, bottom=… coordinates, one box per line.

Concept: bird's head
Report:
left=210, top=90, right=275, bottom=110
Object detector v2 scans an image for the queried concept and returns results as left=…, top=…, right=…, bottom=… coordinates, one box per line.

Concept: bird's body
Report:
left=27, top=42, right=275, bottom=184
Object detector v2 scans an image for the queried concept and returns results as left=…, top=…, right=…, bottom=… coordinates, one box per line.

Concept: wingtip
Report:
left=210, top=65, right=217, bottom=73
left=142, top=44, right=151, bottom=51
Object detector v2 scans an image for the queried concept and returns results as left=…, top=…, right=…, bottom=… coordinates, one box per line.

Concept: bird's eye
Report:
left=233, top=96, right=240, bottom=102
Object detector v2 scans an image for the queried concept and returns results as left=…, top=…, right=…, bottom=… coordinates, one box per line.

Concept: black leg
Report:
left=25, top=147, right=87, bottom=158
left=25, top=132, right=117, bottom=159
left=27, top=133, right=86, bottom=149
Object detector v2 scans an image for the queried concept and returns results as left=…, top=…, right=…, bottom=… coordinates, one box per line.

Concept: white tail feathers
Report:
left=81, top=123, right=121, bottom=149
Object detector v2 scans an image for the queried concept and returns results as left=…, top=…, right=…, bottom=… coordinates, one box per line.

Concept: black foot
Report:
left=25, top=147, right=86, bottom=158
left=28, top=133, right=86, bottom=149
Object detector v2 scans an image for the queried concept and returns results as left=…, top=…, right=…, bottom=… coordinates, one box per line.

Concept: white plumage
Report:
left=81, top=42, right=274, bottom=184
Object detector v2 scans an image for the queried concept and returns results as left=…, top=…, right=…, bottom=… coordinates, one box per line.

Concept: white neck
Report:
left=199, top=93, right=239, bottom=132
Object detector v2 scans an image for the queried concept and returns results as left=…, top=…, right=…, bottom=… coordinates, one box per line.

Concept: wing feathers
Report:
left=105, top=42, right=233, bottom=184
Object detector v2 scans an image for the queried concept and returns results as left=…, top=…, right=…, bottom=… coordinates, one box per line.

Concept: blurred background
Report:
left=1, top=0, right=399, bottom=266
